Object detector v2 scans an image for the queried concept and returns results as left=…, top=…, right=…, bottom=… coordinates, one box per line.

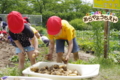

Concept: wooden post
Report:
left=104, top=9, right=109, bottom=58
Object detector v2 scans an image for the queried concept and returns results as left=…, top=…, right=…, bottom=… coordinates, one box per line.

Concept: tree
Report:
left=0, top=0, right=34, bottom=14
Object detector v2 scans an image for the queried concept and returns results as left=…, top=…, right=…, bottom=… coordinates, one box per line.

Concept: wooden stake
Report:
left=104, top=9, right=109, bottom=58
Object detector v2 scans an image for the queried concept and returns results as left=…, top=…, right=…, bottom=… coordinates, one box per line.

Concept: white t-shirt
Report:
left=0, top=21, right=8, bottom=31
left=0, top=21, right=3, bottom=30
left=41, top=36, right=49, bottom=41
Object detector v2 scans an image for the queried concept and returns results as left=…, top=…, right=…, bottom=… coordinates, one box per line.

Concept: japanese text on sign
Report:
left=93, top=0, right=120, bottom=10
left=83, top=11, right=118, bottom=23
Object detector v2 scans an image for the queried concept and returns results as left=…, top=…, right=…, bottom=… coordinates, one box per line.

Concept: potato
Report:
left=36, top=64, right=80, bottom=76
left=30, top=67, right=39, bottom=72
left=49, top=65, right=54, bottom=70
left=51, top=72, right=57, bottom=75
left=59, top=65, right=67, bottom=71
left=32, top=54, right=36, bottom=58
left=58, top=68, right=64, bottom=72
left=53, top=64, right=59, bottom=69
left=73, top=70, right=78, bottom=74
left=39, top=67, right=46, bottom=71
left=67, top=69, right=72, bottom=74
left=62, top=57, right=67, bottom=64
left=54, top=71, right=62, bottom=75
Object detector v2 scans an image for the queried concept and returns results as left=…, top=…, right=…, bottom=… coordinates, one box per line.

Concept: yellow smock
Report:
left=48, top=20, right=76, bottom=41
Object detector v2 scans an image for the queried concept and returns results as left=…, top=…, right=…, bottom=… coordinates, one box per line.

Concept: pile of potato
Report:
left=30, top=64, right=81, bottom=76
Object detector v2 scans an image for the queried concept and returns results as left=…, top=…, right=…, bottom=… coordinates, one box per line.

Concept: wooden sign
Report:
left=83, top=11, right=118, bottom=23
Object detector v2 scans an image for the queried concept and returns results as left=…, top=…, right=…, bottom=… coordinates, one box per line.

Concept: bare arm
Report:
left=35, top=33, right=40, bottom=39
left=14, top=40, right=25, bottom=53
left=45, top=39, right=55, bottom=60
left=66, top=39, right=73, bottom=60
left=31, top=35, right=38, bottom=50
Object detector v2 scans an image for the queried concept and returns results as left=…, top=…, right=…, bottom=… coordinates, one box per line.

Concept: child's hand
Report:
left=34, top=49, right=39, bottom=56
left=21, top=50, right=26, bottom=55
left=45, top=53, right=52, bottom=61
left=32, top=53, right=36, bottom=58
left=62, top=57, right=68, bottom=64
left=32, top=50, right=39, bottom=58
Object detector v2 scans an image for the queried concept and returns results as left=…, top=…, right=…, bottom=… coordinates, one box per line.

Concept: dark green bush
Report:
left=70, top=18, right=92, bottom=30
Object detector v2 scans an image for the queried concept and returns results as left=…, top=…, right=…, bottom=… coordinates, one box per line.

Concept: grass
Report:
left=81, top=64, right=120, bottom=80
left=1, top=54, right=120, bottom=80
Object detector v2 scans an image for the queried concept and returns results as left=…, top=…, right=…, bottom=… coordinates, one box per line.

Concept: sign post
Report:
left=93, top=0, right=120, bottom=58
left=104, top=9, right=109, bottom=58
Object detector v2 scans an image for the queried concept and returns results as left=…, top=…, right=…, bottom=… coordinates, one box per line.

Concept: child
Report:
left=7, top=11, right=39, bottom=73
left=0, top=17, right=8, bottom=31
left=40, top=34, right=49, bottom=47
left=0, top=30, right=7, bottom=41
left=7, top=33, right=17, bottom=47
left=46, top=16, right=80, bottom=63
left=23, top=17, right=43, bottom=45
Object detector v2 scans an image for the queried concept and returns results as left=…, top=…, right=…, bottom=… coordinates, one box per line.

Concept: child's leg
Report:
left=73, top=52, right=79, bottom=61
left=16, top=47, right=25, bottom=75
left=27, top=50, right=35, bottom=65
left=56, top=39, right=65, bottom=63
left=72, top=38, right=80, bottom=61
left=25, top=46, right=35, bottom=65
left=18, top=52, right=25, bottom=70
left=57, top=52, right=63, bottom=63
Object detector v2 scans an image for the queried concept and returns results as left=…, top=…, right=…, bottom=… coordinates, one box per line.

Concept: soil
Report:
left=0, top=41, right=95, bottom=68
left=0, top=41, right=15, bottom=68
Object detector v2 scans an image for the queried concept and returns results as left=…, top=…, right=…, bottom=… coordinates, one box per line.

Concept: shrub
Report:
left=70, top=18, right=91, bottom=30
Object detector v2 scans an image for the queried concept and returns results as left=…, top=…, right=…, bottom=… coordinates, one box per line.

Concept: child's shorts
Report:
left=15, top=46, right=34, bottom=54
left=56, top=38, right=80, bottom=53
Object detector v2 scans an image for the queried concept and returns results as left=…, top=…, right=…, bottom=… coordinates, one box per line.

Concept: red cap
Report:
left=7, top=11, right=24, bottom=33
left=46, top=16, right=62, bottom=35
left=23, top=19, right=27, bottom=23
left=23, top=17, right=28, bottom=20
left=23, top=17, right=28, bottom=23
left=0, top=30, right=7, bottom=34
left=2, top=30, right=7, bottom=34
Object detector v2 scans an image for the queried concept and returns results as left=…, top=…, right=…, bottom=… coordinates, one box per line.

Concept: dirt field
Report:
left=0, top=41, right=15, bottom=68
left=0, top=41, right=95, bottom=68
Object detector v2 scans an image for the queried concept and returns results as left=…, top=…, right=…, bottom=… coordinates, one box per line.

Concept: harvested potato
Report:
left=30, top=67, right=39, bottom=72
left=51, top=72, right=57, bottom=75
left=32, top=54, right=36, bottom=58
left=30, top=64, right=81, bottom=76
left=62, top=57, right=67, bottom=64
left=67, top=69, right=72, bottom=74
left=54, top=71, right=62, bottom=75
left=73, top=70, right=78, bottom=74
left=45, top=66, right=48, bottom=70
left=58, top=68, right=64, bottom=72
left=59, top=65, right=67, bottom=71
left=53, top=64, right=59, bottom=69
